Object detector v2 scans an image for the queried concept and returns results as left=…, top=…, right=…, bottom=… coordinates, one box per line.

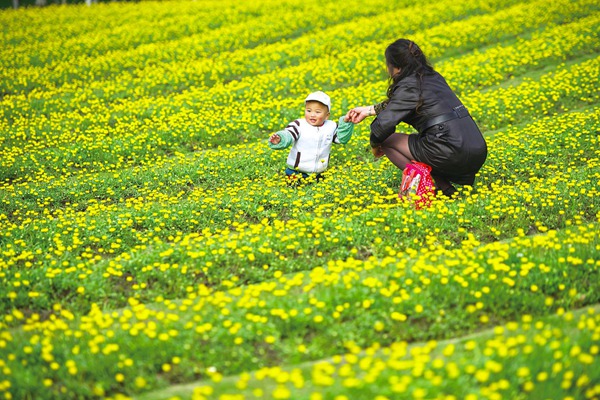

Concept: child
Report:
left=268, top=91, right=355, bottom=181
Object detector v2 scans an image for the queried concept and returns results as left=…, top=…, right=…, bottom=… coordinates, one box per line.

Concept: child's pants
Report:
left=285, top=167, right=323, bottom=182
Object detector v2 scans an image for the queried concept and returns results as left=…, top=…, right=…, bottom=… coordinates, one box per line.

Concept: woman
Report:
left=347, top=39, right=487, bottom=197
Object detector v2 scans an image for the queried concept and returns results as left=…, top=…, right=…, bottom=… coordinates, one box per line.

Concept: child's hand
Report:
left=269, top=133, right=281, bottom=144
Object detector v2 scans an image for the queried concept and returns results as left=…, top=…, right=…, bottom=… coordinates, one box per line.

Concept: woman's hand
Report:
left=345, top=106, right=373, bottom=124
left=269, top=133, right=281, bottom=144
left=371, top=145, right=384, bottom=159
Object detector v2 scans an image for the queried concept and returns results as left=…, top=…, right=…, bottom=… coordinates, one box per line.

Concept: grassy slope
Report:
left=0, top=0, right=599, bottom=399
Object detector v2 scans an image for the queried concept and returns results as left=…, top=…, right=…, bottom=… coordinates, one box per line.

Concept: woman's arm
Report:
left=370, top=83, right=418, bottom=146
left=345, top=100, right=388, bottom=124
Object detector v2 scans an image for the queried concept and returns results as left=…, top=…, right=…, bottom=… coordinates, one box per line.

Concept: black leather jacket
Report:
left=370, top=71, right=464, bottom=146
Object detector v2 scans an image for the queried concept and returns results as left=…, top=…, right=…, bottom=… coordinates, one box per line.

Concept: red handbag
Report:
left=399, top=161, right=436, bottom=208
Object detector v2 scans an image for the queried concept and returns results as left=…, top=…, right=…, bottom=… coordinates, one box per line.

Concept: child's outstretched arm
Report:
left=268, top=130, right=293, bottom=150
left=334, top=116, right=355, bottom=144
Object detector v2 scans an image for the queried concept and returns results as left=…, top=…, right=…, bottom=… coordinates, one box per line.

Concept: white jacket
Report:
left=268, top=116, right=355, bottom=174
left=284, top=119, right=338, bottom=173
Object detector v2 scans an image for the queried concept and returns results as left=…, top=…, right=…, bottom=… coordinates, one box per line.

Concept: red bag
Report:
left=399, top=161, right=436, bottom=208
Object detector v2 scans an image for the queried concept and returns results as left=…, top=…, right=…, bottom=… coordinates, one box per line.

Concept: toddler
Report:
left=268, top=91, right=354, bottom=181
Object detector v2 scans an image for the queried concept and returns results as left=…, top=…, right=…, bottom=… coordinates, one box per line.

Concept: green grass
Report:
left=1, top=0, right=599, bottom=398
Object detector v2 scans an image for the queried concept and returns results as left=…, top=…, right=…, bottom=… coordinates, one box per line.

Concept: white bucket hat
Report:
left=305, top=91, right=331, bottom=111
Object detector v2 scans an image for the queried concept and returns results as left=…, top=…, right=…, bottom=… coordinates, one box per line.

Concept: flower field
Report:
left=1, top=0, right=599, bottom=398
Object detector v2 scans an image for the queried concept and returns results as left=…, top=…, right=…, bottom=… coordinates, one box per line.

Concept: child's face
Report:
left=305, top=101, right=330, bottom=126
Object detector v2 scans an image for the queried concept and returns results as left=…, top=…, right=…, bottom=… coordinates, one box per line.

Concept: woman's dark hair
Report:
left=385, top=39, right=434, bottom=112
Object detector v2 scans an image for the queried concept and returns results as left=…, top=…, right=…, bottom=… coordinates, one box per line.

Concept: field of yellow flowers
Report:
left=1, top=0, right=599, bottom=398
